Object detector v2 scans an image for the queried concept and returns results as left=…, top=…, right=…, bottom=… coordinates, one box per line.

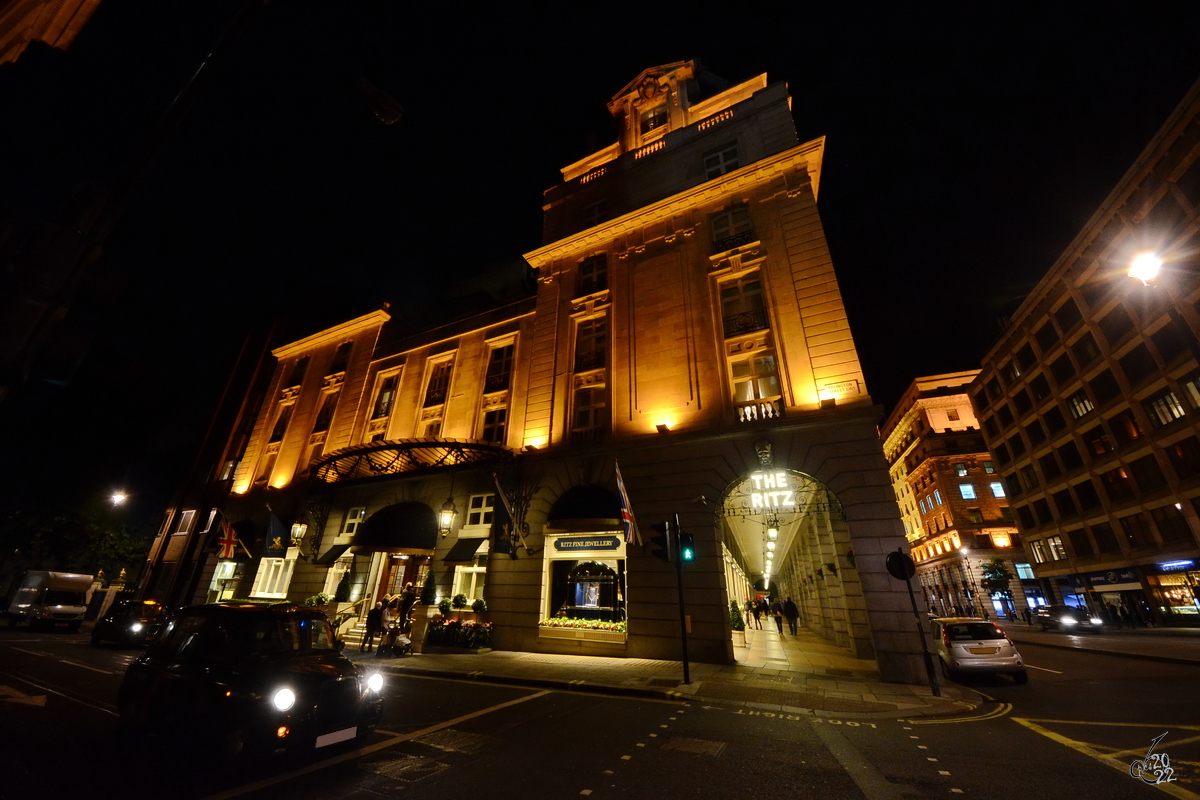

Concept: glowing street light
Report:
left=110, top=492, right=128, bottom=506
left=1128, top=252, right=1162, bottom=284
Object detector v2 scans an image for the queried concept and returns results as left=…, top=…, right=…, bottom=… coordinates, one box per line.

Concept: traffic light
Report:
left=648, top=519, right=673, bottom=562
left=677, top=530, right=696, bottom=562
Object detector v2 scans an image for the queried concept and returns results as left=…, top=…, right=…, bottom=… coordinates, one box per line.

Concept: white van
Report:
left=4, top=571, right=93, bottom=632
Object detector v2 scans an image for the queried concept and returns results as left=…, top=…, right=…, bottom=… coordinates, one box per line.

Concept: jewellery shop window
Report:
left=541, top=535, right=627, bottom=636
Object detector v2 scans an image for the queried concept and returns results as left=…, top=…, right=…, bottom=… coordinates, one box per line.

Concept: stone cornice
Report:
left=272, top=309, right=391, bottom=359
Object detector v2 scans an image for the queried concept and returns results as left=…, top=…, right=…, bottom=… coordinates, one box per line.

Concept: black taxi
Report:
left=117, top=603, right=385, bottom=765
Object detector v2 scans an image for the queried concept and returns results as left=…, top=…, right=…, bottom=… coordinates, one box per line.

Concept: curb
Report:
left=361, top=660, right=982, bottom=720
left=1009, top=637, right=1200, bottom=667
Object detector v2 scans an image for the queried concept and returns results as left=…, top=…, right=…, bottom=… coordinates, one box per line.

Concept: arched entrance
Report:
left=717, top=467, right=871, bottom=658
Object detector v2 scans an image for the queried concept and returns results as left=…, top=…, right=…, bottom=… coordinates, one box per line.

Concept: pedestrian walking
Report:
left=397, top=583, right=418, bottom=635
left=750, top=600, right=762, bottom=629
left=1119, top=603, right=1133, bottom=629
left=783, top=597, right=799, bottom=635
left=1022, top=607, right=1033, bottom=626
left=770, top=599, right=784, bottom=634
left=362, top=601, right=384, bottom=651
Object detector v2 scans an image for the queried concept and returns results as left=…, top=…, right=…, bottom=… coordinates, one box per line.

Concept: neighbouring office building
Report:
left=971, top=78, right=1200, bottom=626
left=140, top=61, right=927, bottom=682
left=882, top=372, right=1029, bottom=619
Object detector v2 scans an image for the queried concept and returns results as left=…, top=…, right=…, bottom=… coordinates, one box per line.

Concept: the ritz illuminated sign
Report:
left=749, top=471, right=796, bottom=509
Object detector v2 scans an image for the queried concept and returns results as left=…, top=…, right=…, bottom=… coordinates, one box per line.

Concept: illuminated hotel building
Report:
left=970, top=78, right=1200, bottom=626
left=142, top=61, right=928, bottom=682
left=881, top=372, right=1026, bottom=619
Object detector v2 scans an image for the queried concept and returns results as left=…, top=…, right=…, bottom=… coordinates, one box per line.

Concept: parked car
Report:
left=117, top=603, right=385, bottom=766
left=91, top=599, right=166, bottom=647
left=932, top=617, right=1028, bottom=684
left=1035, top=604, right=1105, bottom=633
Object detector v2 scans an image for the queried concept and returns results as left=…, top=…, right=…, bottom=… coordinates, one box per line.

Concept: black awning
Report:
left=443, top=537, right=485, bottom=562
left=545, top=484, right=621, bottom=533
left=350, top=502, right=438, bottom=554
left=313, top=543, right=351, bottom=565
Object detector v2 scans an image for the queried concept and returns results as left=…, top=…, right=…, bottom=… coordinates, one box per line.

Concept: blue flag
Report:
left=263, top=513, right=288, bottom=558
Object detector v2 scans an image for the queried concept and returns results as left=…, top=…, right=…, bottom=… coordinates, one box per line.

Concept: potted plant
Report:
left=729, top=600, right=747, bottom=647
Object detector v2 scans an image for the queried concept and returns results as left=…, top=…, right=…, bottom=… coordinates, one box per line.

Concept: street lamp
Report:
left=438, top=497, right=457, bottom=537
left=959, top=547, right=979, bottom=616
left=110, top=491, right=128, bottom=506
left=1128, top=251, right=1200, bottom=363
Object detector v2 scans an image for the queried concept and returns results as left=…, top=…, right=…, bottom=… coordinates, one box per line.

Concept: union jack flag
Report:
left=216, top=513, right=241, bottom=560
left=614, top=459, right=641, bottom=546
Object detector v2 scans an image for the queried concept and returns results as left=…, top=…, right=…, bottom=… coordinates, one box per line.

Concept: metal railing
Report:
left=736, top=398, right=784, bottom=423
left=723, top=309, right=769, bottom=338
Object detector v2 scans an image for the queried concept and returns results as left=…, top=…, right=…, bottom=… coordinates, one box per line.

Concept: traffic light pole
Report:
left=674, top=512, right=690, bottom=685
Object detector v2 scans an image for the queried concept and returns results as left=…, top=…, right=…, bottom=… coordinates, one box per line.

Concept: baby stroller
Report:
left=378, top=623, right=413, bottom=658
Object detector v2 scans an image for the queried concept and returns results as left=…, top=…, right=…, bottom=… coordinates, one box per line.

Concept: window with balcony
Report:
left=574, top=316, right=608, bottom=372
left=577, top=254, right=607, bottom=297
left=721, top=272, right=768, bottom=337
left=370, top=374, right=399, bottom=420
left=640, top=105, right=667, bottom=134
left=731, top=350, right=782, bottom=419
left=484, top=344, right=515, bottom=393
left=703, top=143, right=739, bottom=179
left=572, top=385, right=608, bottom=442
left=424, top=360, right=454, bottom=408
left=710, top=205, right=754, bottom=252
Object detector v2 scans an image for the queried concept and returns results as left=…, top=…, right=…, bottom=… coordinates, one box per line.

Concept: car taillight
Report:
left=942, top=627, right=950, bottom=647
left=995, top=625, right=1006, bottom=638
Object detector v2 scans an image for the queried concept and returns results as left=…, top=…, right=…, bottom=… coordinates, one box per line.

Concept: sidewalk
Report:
left=345, top=623, right=981, bottom=720
left=1004, top=622, right=1200, bottom=665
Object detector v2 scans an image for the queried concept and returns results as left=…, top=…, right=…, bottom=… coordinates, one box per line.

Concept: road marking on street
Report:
left=204, top=690, right=552, bottom=800
left=1107, top=733, right=1200, bottom=760
left=0, top=685, right=47, bottom=706
left=57, top=659, right=115, bottom=674
left=1010, top=718, right=1200, bottom=799
left=1, top=670, right=115, bottom=715
left=808, top=717, right=914, bottom=799
left=905, top=703, right=1012, bottom=725
left=11, top=648, right=52, bottom=657
left=1025, top=664, right=1063, bottom=673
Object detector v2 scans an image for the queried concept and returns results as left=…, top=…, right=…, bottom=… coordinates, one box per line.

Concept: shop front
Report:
left=540, top=533, right=627, bottom=643
left=1146, top=559, right=1200, bottom=626
left=1084, top=567, right=1154, bottom=625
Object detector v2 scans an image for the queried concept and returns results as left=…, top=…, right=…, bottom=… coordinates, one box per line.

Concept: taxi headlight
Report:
left=1090, top=617, right=1103, bottom=625
left=1061, top=617, right=1077, bottom=625
left=272, top=688, right=296, bottom=711
left=367, top=673, right=383, bottom=693
left=130, top=622, right=143, bottom=632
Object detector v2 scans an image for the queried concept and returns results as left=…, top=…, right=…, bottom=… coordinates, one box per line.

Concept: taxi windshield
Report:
left=231, top=615, right=336, bottom=656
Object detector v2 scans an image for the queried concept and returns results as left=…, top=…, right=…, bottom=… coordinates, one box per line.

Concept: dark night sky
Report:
left=3, top=1, right=1200, bottom=517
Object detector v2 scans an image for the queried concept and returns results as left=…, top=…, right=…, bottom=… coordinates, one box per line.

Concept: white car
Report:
left=932, top=617, right=1028, bottom=684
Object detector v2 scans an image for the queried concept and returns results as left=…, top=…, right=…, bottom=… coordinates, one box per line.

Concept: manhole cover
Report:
left=359, top=754, right=449, bottom=783
left=662, top=737, right=727, bottom=756
left=416, top=728, right=492, bottom=754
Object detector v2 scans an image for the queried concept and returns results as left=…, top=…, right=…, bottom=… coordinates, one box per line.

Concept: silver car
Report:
left=932, top=617, right=1028, bottom=684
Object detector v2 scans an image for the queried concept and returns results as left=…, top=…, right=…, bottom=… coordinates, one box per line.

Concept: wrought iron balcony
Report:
left=736, top=398, right=784, bottom=423
left=574, top=350, right=606, bottom=372
left=723, top=309, right=769, bottom=338
left=711, top=230, right=755, bottom=254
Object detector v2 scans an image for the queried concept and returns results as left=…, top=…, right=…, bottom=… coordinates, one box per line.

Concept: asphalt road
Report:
left=1, top=627, right=1196, bottom=799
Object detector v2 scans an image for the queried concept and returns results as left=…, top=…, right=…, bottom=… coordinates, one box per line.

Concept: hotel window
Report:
left=453, top=559, right=488, bottom=601
left=990, top=482, right=1005, bottom=498
left=721, top=272, right=768, bottom=337
left=947, top=408, right=960, bottom=421
left=640, top=105, right=667, bottom=134
left=1039, top=452, right=1062, bottom=481
left=1029, top=373, right=1051, bottom=402
left=1015, top=562, right=1036, bottom=580
left=1150, top=504, right=1194, bottom=543
left=1069, top=529, right=1094, bottom=558
left=1034, top=323, right=1058, bottom=353
left=984, top=461, right=996, bottom=474
left=1089, top=370, right=1121, bottom=405
left=175, top=510, right=196, bottom=534
left=370, top=374, right=399, bottom=420
left=731, top=350, right=781, bottom=405
left=466, top=495, right=495, bottom=527
left=577, top=254, right=607, bottom=297
left=967, top=508, right=983, bottom=523
left=1152, top=320, right=1190, bottom=364
left=1129, top=454, right=1167, bottom=491
left=480, top=408, right=507, bottom=444
left=710, top=205, right=753, bottom=251
left=484, top=344, right=515, bottom=393
left=572, top=385, right=608, bottom=440
left=1117, top=512, right=1156, bottom=547
left=703, top=143, right=739, bottom=179
left=1165, top=436, right=1200, bottom=479
left=1046, top=535, right=1067, bottom=561
left=1181, top=372, right=1200, bottom=408
left=1053, top=299, right=1082, bottom=333
left=286, top=357, right=309, bottom=388
left=424, top=420, right=442, bottom=437
left=1071, top=333, right=1101, bottom=369
left=312, top=390, right=340, bottom=434
left=959, top=483, right=977, bottom=500
left=1119, top=344, right=1158, bottom=386
left=329, top=341, right=352, bottom=375
left=342, top=507, right=366, bottom=535
left=919, top=498, right=927, bottom=514
left=954, top=463, right=968, bottom=477
left=1030, top=540, right=1047, bottom=564
left=1075, top=479, right=1102, bottom=512
left=1058, top=441, right=1083, bottom=472
left=1109, top=408, right=1143, bottom=445
left=582, top=199, right=608, bottom=229
left=424, top=360, right=454, bottom=407
left=1098, top=305, right=1135, bottom=347
left=1050, top=355, right=1076, bottom=385
left=1067, top=390, right=1094, bottom=420
left=269, top=403, right=294, bottom=443
left=1100, top=466, right=1136, bottom=503
left=251, top=557, right=296, bottom=598
left=1144, top=390, right=1185, bottom=427
left=1091, top=522, right=1121, bottom=553
left=934, top=490, right=943, bottom=505
left=574, top=316, right=608, bottom=372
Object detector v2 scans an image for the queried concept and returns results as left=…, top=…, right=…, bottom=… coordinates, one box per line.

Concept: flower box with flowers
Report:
left=537, top=618, right=627, bottom=643
left=423, top=618, right=493, bottom=651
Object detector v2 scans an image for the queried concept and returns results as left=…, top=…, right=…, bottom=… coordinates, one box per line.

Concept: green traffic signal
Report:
left=678, top=531, right=695, bottom=562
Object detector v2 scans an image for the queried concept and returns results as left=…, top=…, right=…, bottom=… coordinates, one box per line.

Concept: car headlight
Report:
left=1090, top=617, right=1103, bottom=625
left=130, top=622, right=143, bottom=632
left=272, top=688, right=296, bottom=711
left=1061, top=617, right=1077, bottom=625
left=367, top=673, right=383, bottom=693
